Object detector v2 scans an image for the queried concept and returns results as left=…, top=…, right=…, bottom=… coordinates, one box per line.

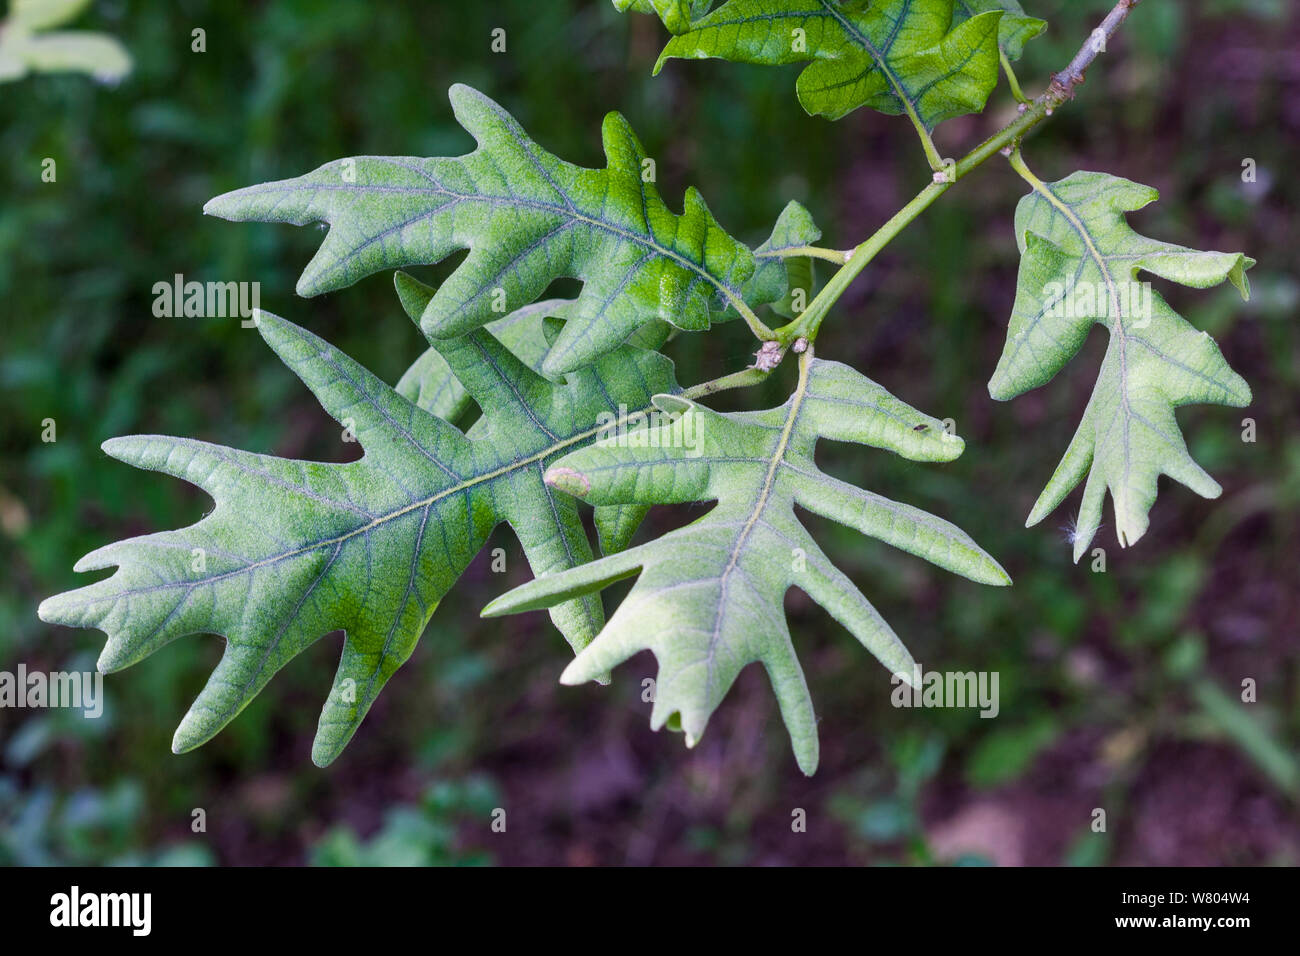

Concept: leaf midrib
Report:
left=1025, top=177, right=1139, bottom=531
left=59, top=406, right=658, bottom=608
left=816, top=0, right=930, bottom=132
left=704, top=349, right=813, bottom=694
left=239, top=165, right=747, bottom=302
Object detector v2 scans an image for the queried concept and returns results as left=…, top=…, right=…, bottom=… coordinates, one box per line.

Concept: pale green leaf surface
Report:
left=40, top=281, right=682, bottom=765
left=396, top=296, right=674, bottom=426
left=484, top=355, right=1009, bottom=774
left=990, top=170, right=1253, bottom=560
left=392, top=275, right=666, bottom=554
left=204, top=84, right=772, bottom=376
left=0, top=7, right=130, bottom=84
left=654, top=0, right=1004, bottom=127
left=395, top=297, right=567, bottom=421
left=11, top=31, right=130, bottom=80
left=3, top=0, right=130, bottom=83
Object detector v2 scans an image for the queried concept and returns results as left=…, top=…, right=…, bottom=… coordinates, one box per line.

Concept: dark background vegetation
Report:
left=1, top=0, right=1296, bottom=866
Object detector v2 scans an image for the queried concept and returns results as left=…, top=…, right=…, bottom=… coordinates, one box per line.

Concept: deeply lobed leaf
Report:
left=204, top=84, right=793, bottom=376
left=396, top=297, right=560, bottom=420
left=485, top=354, right=1009, bottom=774
left=39, top=275, right=684, bottom=766
left=990, top=169, right=1253, bottom=560
left=614, top=0, right=715, bottom=34
left=653, top=0, right=1008, bottom=128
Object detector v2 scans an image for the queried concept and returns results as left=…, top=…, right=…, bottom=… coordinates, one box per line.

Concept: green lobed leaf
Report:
left=990, top=169, right=1253, bottom=560
left=11, top=0, right=89, bottom=30
left=394, top=280, right=671, bottom=555
left=484, top=353, right=1009, bottom=774
left=395, top=297, right=675, bottom=433
left=204, top=84, right=787, bottom=377
left=39, top=275, right=683, bottom=766
left=395, top=298, right=567, bottom=421
left=613, top=0, right=715, bottom=34
left=953, top=0, right=1045, bottom=61
left=0, top=0, right=131, bottom=84
left=749, top=199, right=822, bottom=320
left=653, top=0, right=1005, bottom=128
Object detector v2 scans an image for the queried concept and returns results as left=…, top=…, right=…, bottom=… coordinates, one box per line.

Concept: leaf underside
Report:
left=204, top=84, right=797, bottom=377
left=485, top=355, right=1009, bottom=774
left=38, top=273, right=685, bottom=766
left=990, top=170, right=1253, bottom=560
left=39, top=81, right=820, bottom=768
left=653, top=0, right=1012, bottom=128
left=614, top=0, right=716, bottom=34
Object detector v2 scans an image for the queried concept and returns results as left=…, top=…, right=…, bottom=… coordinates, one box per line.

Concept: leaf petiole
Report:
left=756, top=245, right=851, bottom=265
left=1000, top=50, right=1030, bottom=105
left=724, top=288, right=775, bottom=341
left=774, top=181, right=951, bottom=346
left=769, top=0, right=1144, bottom=348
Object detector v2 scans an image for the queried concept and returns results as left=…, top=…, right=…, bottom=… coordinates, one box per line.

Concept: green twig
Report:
left=770, top=0, right=1143, bottom=347
left=776, top=182, right=950, bottom=345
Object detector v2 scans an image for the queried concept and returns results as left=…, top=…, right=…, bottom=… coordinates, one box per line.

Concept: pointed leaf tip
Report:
left=1002, top=168, right=1253, bottom=549
left=982, top=559, right=1013, bottom=587
left=310, top=739, right=342, bottom=768
left=558, top=657, right=588, bottom=686
left=36, top=596, right=59, bottom=624
left=39, top=278, right=684, bottom=762
left=488, top=356, right=1006, bottom=773
left=651, top=393, right=692, bottom=415
left=545, top=466, right=592, bottom=498
left=170, top=723, right=196, bottom=755
left=200, top=84, right=780, bottom=370
left=99, top=435, right=131, bottom=459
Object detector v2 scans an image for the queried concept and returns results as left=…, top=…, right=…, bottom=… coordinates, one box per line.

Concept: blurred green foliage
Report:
left=0, top=0, right=132, bottom=84
left=1, top=0, right=1296, bottom=865
left=311, top=777, right=500, bottom=866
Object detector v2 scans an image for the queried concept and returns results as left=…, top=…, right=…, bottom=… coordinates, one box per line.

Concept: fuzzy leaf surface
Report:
left=990, top=170, right=1253, bottom=559
left=485, top=354, right=1009, bottom=774
left=39, top=280, right=681, bottom=765
left=205, top=84, right=773, bottom=376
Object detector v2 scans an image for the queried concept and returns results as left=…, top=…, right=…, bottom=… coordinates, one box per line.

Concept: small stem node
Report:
left=753, top=340, right=785, bottom=372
